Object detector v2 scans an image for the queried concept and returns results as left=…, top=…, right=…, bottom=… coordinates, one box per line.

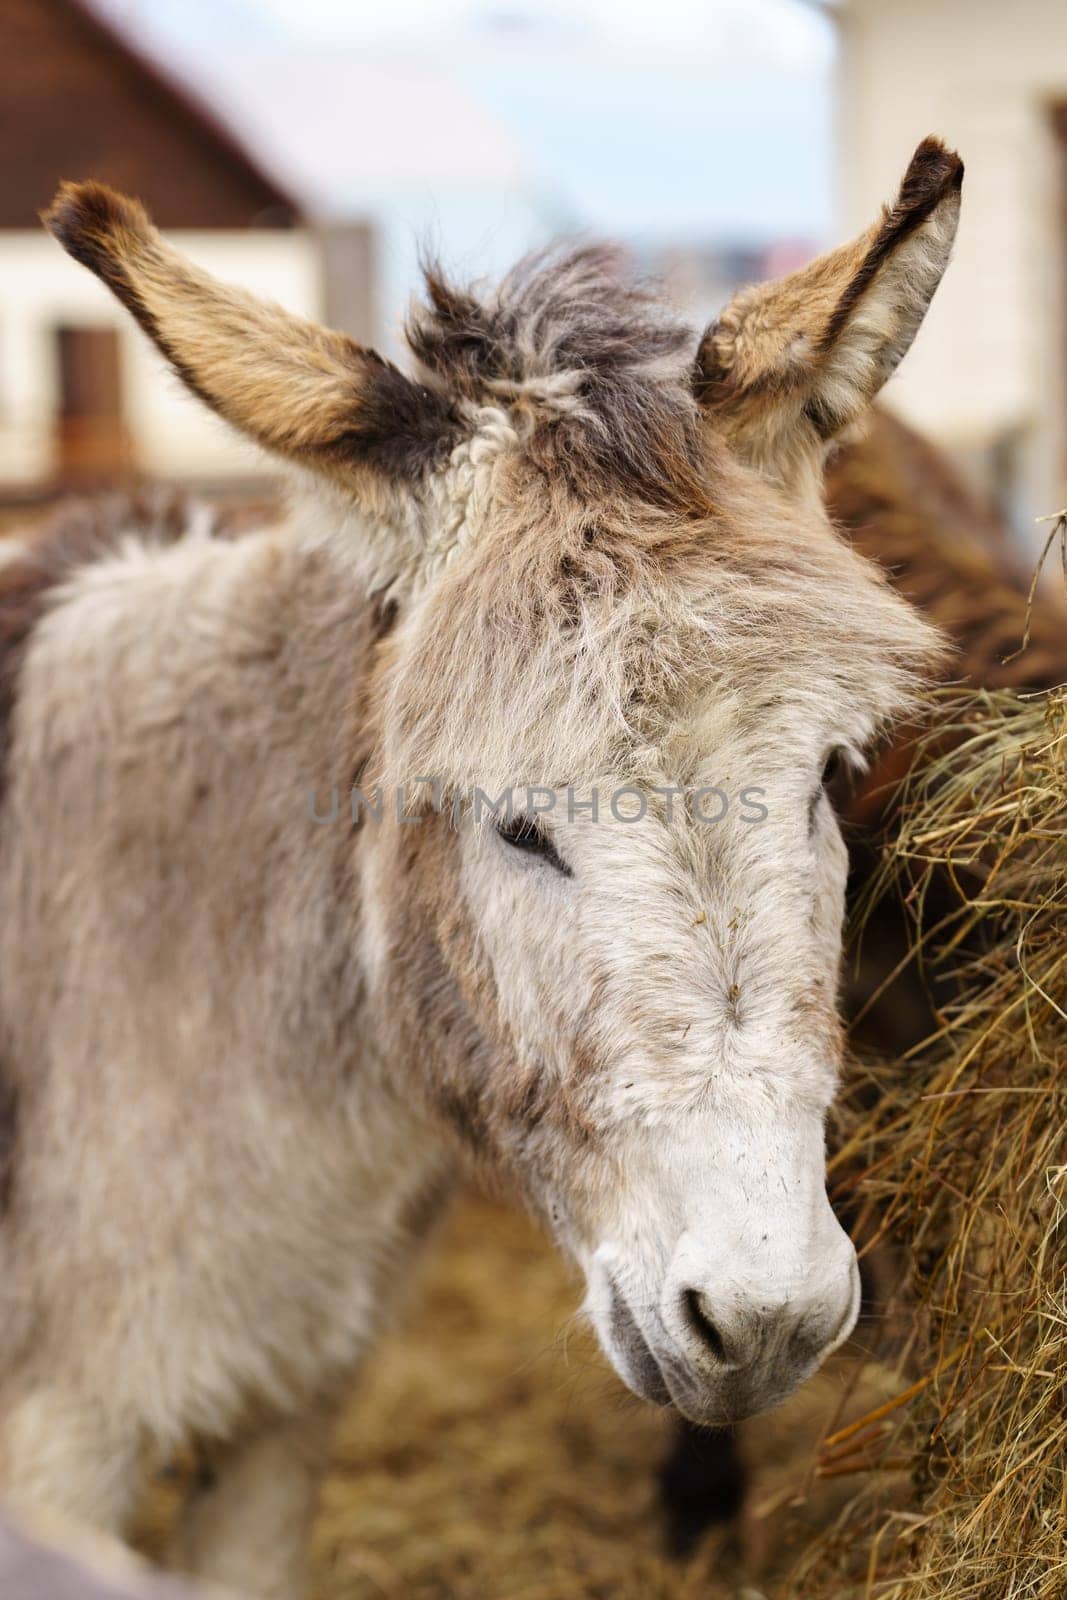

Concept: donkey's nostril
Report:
left=683, top=1289, right=731, bottom=1366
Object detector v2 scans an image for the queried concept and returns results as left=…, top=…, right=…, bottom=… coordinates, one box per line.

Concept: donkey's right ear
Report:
left=44, top=183, right=460, bottom=498
left=694, top=139, right=963, bottom=493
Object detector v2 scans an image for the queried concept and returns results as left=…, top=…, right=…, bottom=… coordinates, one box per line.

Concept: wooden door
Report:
left=54, top=324, right=130, bottom=482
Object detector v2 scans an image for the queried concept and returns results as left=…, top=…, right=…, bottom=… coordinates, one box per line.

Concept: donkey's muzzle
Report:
left=593, top=1222, right=860, bottom=1425
left=672, top=1265, right=859, bottom=1410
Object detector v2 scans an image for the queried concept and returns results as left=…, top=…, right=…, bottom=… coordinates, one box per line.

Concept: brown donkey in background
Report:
left=0, top=142, right=959, bottom=1597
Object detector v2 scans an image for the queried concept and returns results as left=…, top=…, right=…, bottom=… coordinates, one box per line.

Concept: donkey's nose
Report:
left=681, top=1288, right=749, bottom=1369
left=676, top=1266, right=859, bottom=1378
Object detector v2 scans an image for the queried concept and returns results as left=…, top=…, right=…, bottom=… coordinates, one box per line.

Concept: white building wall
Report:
left=0, top=229, right=323, bottom=486
left=838, top=0, right=1067, bottom=541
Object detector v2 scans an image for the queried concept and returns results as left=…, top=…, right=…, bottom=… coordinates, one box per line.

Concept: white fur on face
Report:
left=451, top=690, right=865, bottom=1423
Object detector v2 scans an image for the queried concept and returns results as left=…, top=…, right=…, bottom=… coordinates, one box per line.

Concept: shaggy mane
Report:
left=406, top=245, right=712, bottom=514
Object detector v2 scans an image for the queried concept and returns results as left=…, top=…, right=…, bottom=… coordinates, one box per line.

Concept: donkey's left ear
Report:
left=43, top=182, right=460, bottom=507
left=694, top=138, right=963, bottom=487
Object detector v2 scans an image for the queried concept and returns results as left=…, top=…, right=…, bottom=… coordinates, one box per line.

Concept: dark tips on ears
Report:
left=41, top=181, right=165, bottom=365
left=896, top=136, right=964, bottom=212
left=42, top=180, right=140, bottom=281
left=818, top=136, right=963, bottom=357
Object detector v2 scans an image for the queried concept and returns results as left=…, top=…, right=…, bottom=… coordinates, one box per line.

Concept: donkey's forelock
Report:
left=407, top=244, right=713, bottom=515
left=409, top=243, right=692, bottom=394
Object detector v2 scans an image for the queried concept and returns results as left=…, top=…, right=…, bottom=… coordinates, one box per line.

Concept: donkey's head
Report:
left=47, top=139, right=959, bottom=1424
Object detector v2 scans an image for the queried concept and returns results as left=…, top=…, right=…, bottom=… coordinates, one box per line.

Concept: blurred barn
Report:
left=0, top=0, right=344, bottom=498
left=836, top=0, right=1067, bottom=545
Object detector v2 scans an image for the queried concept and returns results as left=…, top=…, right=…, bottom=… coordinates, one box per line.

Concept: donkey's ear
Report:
left=44, top=183, right=458, bottom=495
left=694, top=138, right=963, bottom=488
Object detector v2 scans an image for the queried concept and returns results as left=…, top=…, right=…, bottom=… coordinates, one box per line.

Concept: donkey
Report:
left=0, top=138, right=958, bottom=1597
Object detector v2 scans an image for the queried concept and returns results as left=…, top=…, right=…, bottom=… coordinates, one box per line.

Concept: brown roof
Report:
left=0, top=0, right=300, bottom=229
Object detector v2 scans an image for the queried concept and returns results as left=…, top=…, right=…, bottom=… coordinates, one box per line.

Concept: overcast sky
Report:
left=101, top=0, right=833, bottom=62
left=96, top=0, right=836, bottom=243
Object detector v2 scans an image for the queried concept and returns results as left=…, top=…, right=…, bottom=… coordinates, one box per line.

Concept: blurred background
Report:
left=1, top=0, right=1066, bottom=557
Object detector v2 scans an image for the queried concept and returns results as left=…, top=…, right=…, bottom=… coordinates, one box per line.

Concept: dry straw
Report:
left=786, top=682, right=1066, bottom=1600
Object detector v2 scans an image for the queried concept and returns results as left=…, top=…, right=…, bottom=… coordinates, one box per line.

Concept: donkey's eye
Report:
left=495, top=815, right=572, bottom=877
left=817, top=747, right=852, bottom=819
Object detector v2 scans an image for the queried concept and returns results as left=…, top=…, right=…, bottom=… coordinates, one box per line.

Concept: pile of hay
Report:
left=786, top=686, right=1066, bottom=1600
